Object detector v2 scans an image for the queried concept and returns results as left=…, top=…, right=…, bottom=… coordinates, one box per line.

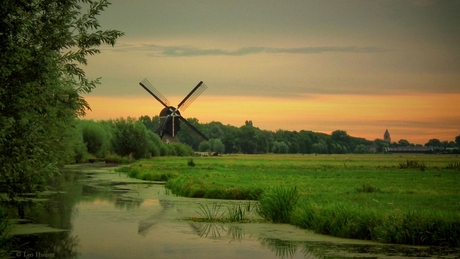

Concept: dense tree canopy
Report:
left=0, top=0, right=123, bottom=200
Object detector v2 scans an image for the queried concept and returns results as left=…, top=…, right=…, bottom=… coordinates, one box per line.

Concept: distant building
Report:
left=385, top=147, right=433, bottom=153
left=383, top=129, right=391, bottom=143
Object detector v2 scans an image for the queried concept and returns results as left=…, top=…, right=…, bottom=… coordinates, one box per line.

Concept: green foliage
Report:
left=0, top=208, right=13, bottom=256
left=209, top=138, right=225, bottom=153
left=257, top=186, right=300, bottom=223
left=117, top=166, right=177, bottom=181
left=226, top=202, right=255, bottom=222
left=187, top=158, right=196, bottom=167
left=80, top=120, right=110, bottom=156
left=354, top=144, right=368, bottom=154
left=109, top=117, right=151, bottom=159
left=291, top=202, right=381, bottom=240
left=0, top=0, right=123, bottom=201
left=271, top=141, right=289, bottom=154
left=355, top=183, right=382, bottom=193
left=445, top=162, right=460, bottom=170
left=373, top=210, right=459, bottom=246
left=170, top=143, right=194, bottom=156
left=198, top=141, right=211, bottom=152
left=399, top=160, right=426, bottom=171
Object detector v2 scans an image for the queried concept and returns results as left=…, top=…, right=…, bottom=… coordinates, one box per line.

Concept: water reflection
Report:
left=189, top=223, right=246, bottom=242
left=260, top=239, right=299, bottom=259
left=189, top=223, right=460, bottom=259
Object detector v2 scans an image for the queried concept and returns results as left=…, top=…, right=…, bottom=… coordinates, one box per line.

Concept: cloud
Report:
left=109, top=43, right=390, bottom=57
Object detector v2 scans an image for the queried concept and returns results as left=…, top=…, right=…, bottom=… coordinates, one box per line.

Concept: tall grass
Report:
left=291, top=202, right=460, bottom=246
left=373, top=210, right=460, bottom=246
left=196, top=203, right=225, bottom=222
left=291, top=202, right=381, bottom=240
left=257, top=186, right=300, bottom=223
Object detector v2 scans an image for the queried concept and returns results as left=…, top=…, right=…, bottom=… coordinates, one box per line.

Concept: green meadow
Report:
left=119, top=154, right=460, bottom=246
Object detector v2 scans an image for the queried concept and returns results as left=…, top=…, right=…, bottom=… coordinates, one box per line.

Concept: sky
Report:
left=82, top=0, right=460, bottom=144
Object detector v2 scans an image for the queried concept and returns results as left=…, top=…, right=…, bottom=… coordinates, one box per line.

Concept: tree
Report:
left=209, top=138, right=225, bottom=154
left=198, top=141, right=211, bottom=152
left=425, top=138, right=442, bottom=147
left=354, top=144, right=368, bottom=154
left=455, top=135, right=460, bottom=147
left=398, top=139, right=411, bottom=147
left=80, top=120, right=110, bottom=156
left=110, top=118, right=151, bottom=159
left=0, top=1, right=123, bottom=200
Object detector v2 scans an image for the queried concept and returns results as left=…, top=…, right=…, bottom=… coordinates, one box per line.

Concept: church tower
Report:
left=383, top=129, right=391, bottom=143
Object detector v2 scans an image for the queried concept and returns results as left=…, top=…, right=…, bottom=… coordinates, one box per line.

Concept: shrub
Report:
left=187, top=158, right=196, bottom=167
left=257, top=186, right=300, bottom=223
left=80, top=120, right=110, bottom=157
left=110, top=118, right=151, bottom=159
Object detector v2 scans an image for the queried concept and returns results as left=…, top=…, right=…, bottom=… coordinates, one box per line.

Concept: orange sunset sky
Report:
left=82, top=0, right=460, bottom=144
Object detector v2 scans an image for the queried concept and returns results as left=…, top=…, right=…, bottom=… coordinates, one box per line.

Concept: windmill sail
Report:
left=139, top=78, right=170, bottom=107
left=177, top=81, right=207, bottom=111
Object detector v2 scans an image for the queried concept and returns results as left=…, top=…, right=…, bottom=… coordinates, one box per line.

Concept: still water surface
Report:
left=7, top=164, right=459, bottom=259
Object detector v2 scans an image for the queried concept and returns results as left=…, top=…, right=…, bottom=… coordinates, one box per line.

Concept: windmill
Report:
left=139, top=78, right=209, bottom=143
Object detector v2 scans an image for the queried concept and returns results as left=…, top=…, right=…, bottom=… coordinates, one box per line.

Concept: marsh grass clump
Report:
left=354, top=183, right=382, bottom=193
left=226, top=201, right=255, bottom=222
left=445, top=162, right=460, bottom=170
left=197, top=203, right=225, bottom=222
left=399, top=160, right=426, bottom=171
left=117, top=166, right=177, bottom=181
left=187, top=158, right=196, bottom=167
left=257, top=186, right=300, bottom=223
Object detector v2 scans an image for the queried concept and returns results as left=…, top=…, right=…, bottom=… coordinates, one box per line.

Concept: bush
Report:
left=110, top=117, right=151, bottom=159
left=257, top=186, right=300, bottom=223
left=80, top=120, right=110, bottom=157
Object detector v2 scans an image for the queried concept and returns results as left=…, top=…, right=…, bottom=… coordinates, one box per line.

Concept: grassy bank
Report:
left=119, top=154, right=460, bottom=246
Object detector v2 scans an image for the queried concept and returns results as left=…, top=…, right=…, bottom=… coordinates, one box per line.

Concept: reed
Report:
left=257, top=186, right=300, bottom=223
left=196, top=203, right=225, bottom=222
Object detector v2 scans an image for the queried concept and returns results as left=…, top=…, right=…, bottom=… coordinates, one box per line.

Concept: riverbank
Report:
left=120, top=154, right=460, bottom=247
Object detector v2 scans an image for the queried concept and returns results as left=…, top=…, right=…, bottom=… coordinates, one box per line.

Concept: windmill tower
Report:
left=139, top=78, right=209, bottom=143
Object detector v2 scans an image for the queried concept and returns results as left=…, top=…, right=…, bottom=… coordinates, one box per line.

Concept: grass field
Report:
left=119, top=154, right=460, bottom=246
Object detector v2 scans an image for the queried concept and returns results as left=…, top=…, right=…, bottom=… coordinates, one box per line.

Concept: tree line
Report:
left=75, top=115, right=460, bottom=159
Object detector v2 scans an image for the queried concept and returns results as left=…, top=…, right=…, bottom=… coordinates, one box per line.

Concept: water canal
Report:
left=4, top=164, right=459, bottom=259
